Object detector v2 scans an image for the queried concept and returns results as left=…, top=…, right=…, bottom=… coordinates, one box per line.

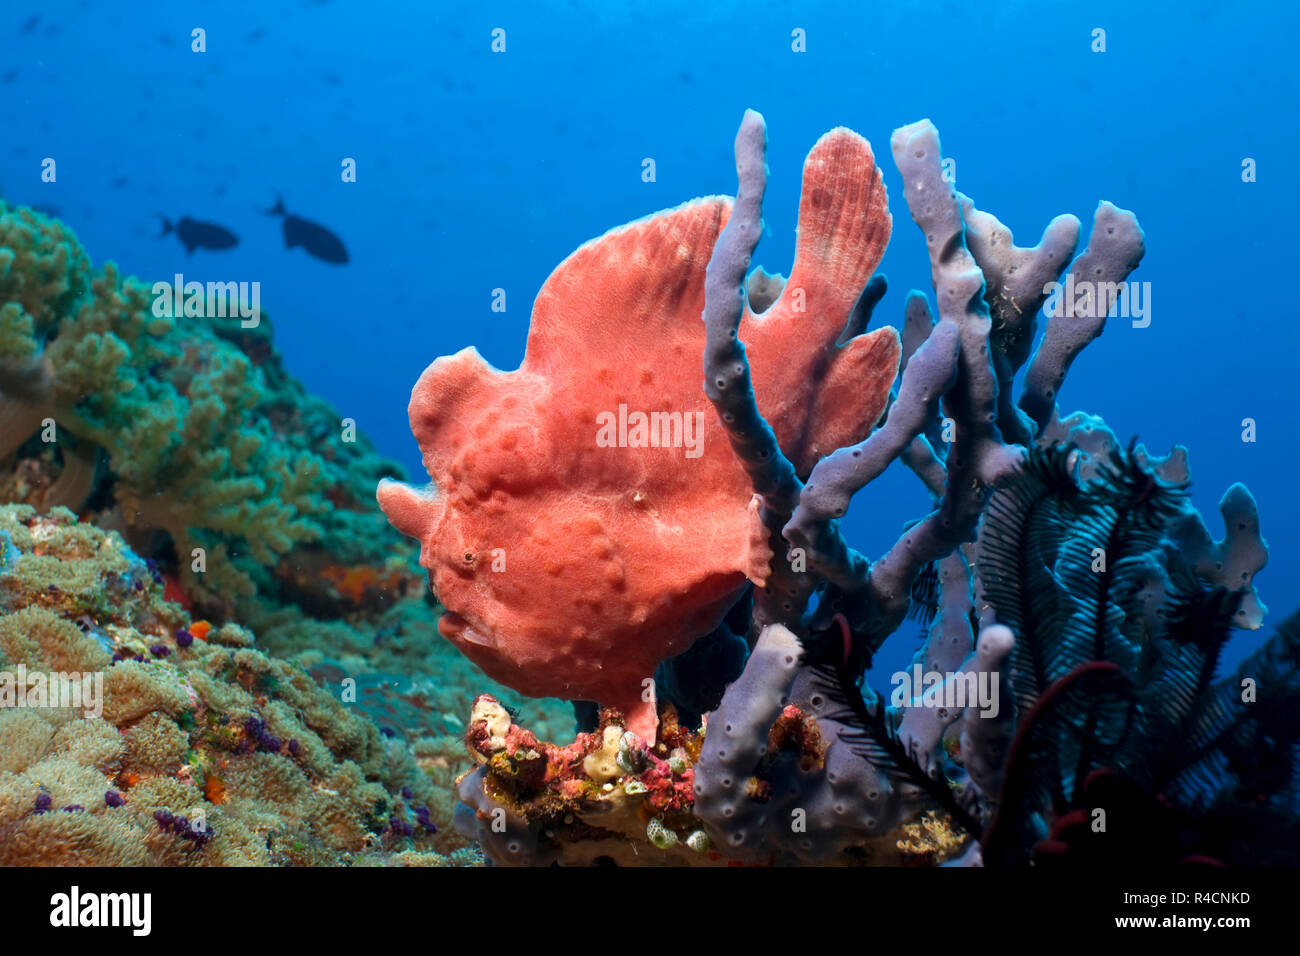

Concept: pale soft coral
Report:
left=380, top=128, right=899, bottom=742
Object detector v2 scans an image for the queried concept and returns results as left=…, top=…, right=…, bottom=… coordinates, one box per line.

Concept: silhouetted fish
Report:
left=265, top=197, right=348, bottom=264
left=20, top=15, right=40, bottom=34
left=159, top=215, right=239, bottom=254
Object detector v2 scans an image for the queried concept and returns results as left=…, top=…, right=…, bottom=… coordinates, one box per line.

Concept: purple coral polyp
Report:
left=243, top=715, right=283, bottom=753
left=154, top=809, right=211, bottom=846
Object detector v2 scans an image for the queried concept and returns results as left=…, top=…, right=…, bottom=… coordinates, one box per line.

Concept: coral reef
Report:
left=0, top=198, right=575, bottom=867
left=393, top=112, right=1295, bottom=865
left=0, top=488, right=568, bottom=866
left=4, top=107, right=1291, bottom=868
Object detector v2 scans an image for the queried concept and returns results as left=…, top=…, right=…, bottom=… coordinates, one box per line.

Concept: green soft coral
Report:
left=0, top=205, right=90, bottom=334
left=0, top=302, right=39, bottom=363
left=0, top=200, right=331, bottom=609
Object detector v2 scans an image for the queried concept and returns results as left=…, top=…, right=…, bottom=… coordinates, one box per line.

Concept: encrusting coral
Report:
left=382, top=111, right=1296, bottom=866
left=454, top=693, right=959, bottom=866
left=0, top=501, right=572, bottom=866
left=0, top=504, right=457, bottom=864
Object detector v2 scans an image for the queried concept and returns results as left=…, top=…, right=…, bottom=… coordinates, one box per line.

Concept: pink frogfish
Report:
left=378, top=123, right=899, bottom=743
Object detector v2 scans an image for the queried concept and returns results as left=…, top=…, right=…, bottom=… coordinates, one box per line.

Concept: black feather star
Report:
left=972, top=443, right=1300, bottom=865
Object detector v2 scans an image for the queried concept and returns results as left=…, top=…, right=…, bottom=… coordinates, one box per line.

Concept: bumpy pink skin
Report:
left=379, top=125, right=898, bottom=743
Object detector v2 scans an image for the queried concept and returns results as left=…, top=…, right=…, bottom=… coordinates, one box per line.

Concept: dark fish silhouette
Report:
left=20, top=15, right=40, bottom=34
left=159, top=215, right=239, bottom=255
left=265, top=197, right=348, bottom=264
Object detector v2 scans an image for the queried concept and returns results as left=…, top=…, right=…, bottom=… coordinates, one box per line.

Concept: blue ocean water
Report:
left=4, top=0, right=1295, bottom=688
